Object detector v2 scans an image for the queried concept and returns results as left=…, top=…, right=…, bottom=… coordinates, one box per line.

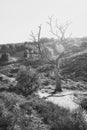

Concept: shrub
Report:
left=37, top=64, right=54, bottom=73
left=27, top=97, right=87, bottom=130
left=0, top=92, right=49, bottom=130
left=0, top=53, right=10, bottom=62
left=0, top=92, right=87, bottom=130
left=16, top=66, right=38, bottom=96
left=80, top=97, right=87, bottom=110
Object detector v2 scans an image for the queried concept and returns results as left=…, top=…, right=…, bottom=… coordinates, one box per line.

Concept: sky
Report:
left=0, top=0, right=87, bottom=44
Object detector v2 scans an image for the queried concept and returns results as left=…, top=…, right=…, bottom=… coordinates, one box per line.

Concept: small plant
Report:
left=16, top=66, right=38, bottom=96
left=28, top=97, right=87, bottom=130
left=80, top=97, right=87, bottom=110
left=0, top=53, right=10, bottom=62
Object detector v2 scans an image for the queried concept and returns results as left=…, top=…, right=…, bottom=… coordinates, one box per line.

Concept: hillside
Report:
left=0, top=38, right=87, bottom=130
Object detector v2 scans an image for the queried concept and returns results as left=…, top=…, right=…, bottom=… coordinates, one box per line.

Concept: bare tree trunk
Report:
left=54, top=66, right=62, bottom=92
left=53, top=54, right=63, bottom=93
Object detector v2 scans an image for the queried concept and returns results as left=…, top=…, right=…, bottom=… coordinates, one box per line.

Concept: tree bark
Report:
left=53, top=54, right=63, bottom=93
left=54, top=66, right=62, bottom=92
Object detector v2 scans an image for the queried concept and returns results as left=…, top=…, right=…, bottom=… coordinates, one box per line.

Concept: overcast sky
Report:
left=0, top=0, right=87, bottom=44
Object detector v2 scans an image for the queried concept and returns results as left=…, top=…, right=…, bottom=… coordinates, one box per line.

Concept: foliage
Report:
left=22, top=96, right=87, bottom=130
left=16, top=66, right=39, bottom=96
left=0, top=53, right=10, bottom=62
left=0, top=92, right=49, bottom=130
left=1, top=37, right=87, bottom=130
left=61, top=52, right=87, bottom=81
left=37, top=64, right=54, bottom=73
left=0, top=91, right=86, bottom=130
left=80, top=42, right=87, bottom=50
left=24, top=49, right=29, bottom=58
left=80, top=97, right=87, bottom=110
left=39, top=37, right=54, bottom=43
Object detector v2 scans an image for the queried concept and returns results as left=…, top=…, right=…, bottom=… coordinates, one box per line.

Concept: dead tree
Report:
left=43, top=46, right=64, bottom=92
left=29, top=18, right=71, bottom=93
left=30, top=24, right=43, bottom=58
left=46, top=16, right=71, bottom=92
left=47, top=16, right=71, bottom=42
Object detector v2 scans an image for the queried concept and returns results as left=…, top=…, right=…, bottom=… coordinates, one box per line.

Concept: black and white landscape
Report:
left=0, top=0, right=87, bottom=130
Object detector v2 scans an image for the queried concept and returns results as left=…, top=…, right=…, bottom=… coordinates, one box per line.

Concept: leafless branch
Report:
left=30, top=31, right=37, bottom=42
left=47, top=16, right=71, bottom=41
left=47, top=16, right=60, bottom=39
left=29, top=24, right=43, bottom=58
left=30, top=24, right=42, bottom=43
left=56, top=19, right=71, bottom=41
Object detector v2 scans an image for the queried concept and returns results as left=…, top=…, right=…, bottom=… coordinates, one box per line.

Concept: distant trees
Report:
left=8, top=44, right=16, bottom=54
left=39, top=37, right=54, bottom=43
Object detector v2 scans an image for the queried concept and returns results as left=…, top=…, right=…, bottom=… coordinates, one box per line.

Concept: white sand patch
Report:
left=46, top=94, right=79, bottom=111
left=38, top=91, right=50, bottom=98
left=38, top=90, right=79, bottom=111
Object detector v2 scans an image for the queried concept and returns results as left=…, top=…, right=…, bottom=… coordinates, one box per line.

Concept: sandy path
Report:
left=38, top=90, right=87, bottom=111
left=46, top=94, right=79, bottom=111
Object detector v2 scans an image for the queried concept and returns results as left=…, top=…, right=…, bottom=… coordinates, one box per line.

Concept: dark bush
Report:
left=0, top=53, right=10, bottom=62
left=0, top=92, right=87, bottom=130
left=16, top=66, right=39, bottom=96
left=0, top=92, right=49, bottom=130
left=80, top=98, right=87, bottom=110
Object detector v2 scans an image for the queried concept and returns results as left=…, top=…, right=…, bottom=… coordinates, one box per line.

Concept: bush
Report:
left=80, top=97, right=87, bottom=110
left=0, top=92, right=49, bottom=130
left=0, top=53, right=10, bottom=62
left=37, top=64, right=54, bottom=73
left=27, top=97, right=87, bottom=130
left=16, top=66, right=38, bottom=96
left=0, top=92, right=87, bottom=130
